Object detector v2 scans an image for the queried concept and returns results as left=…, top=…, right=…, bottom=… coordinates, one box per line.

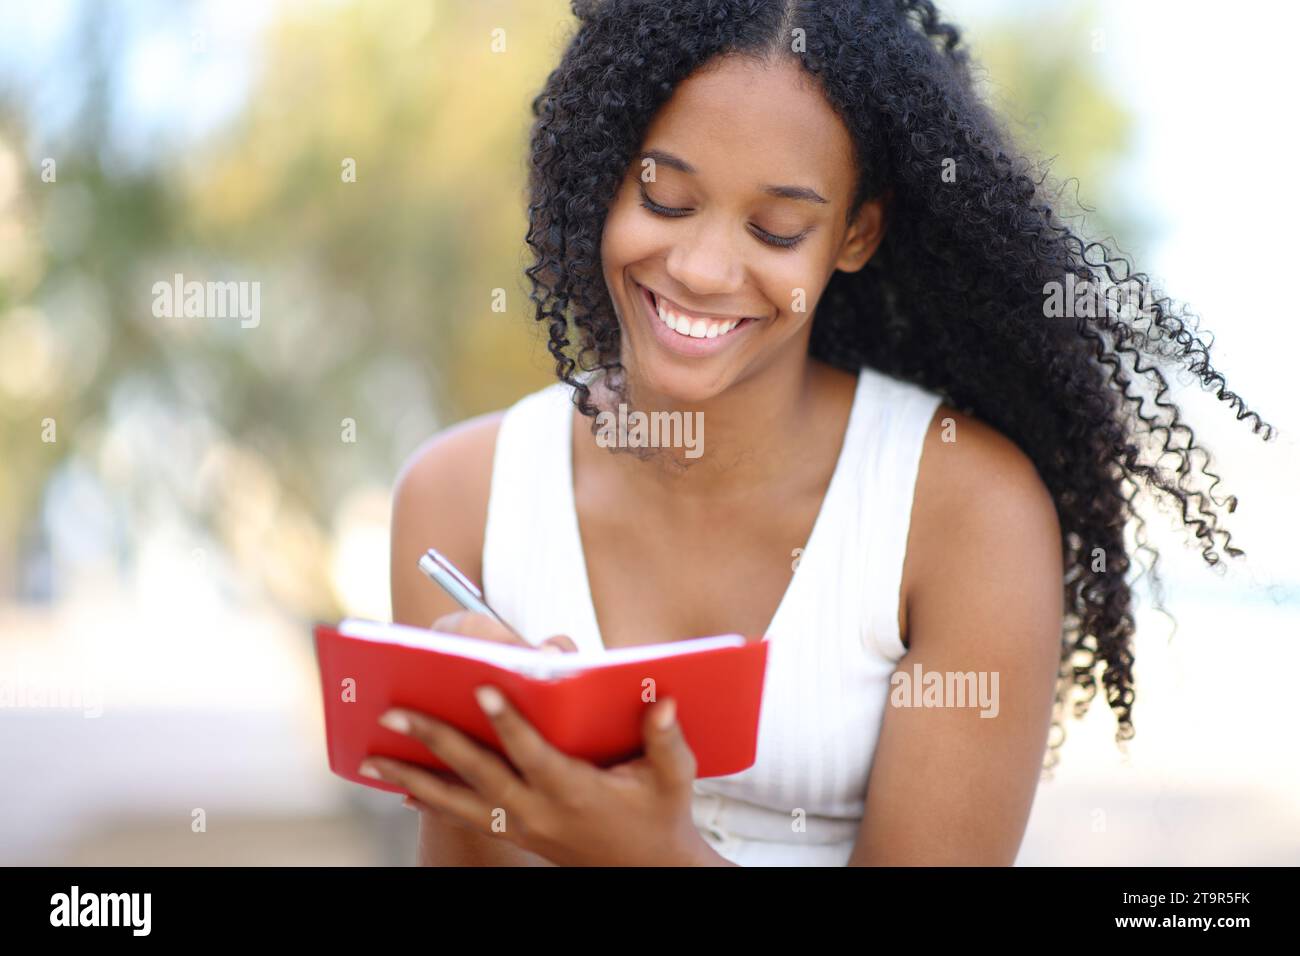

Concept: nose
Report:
left=663, top=213, right=746, bottom=298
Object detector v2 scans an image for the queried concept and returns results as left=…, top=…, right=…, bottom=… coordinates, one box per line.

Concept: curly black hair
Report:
left=522, top=0, right=1273, bottom=769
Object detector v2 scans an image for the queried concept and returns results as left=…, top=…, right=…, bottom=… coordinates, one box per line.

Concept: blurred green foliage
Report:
left=956, top=0, right=1139, bottom=242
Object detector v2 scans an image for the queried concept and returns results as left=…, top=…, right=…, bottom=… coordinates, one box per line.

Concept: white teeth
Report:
left=652, top=291, right=746, bottom=340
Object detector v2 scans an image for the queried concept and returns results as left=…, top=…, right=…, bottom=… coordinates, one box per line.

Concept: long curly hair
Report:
left=522, top=0, right=1273, bottom=769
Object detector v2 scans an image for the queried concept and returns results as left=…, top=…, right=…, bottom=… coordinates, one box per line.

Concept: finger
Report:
left=362, top=756, right=502, bottom=833
left=381, top=708, right=536, bottom=815
left=642, top=698, right=697, bottom=789
left=401, top=794, right=439, bottom=812
left=539, top=634, right=579, bottom=653
left=403, top=795, right=470, bottom=831
left=404, top=795, right=478, bottom=837
left=431, top=610, right=530, bottom=647
left=473, top=685, right=577, bottom=790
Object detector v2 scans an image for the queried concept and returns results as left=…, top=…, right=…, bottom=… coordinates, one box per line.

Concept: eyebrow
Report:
left=637, top=149, right=829, bottom=205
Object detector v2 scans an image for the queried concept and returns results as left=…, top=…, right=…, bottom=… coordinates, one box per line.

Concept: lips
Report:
left=652, top=291, right=751, bottom=339
left=635, top=281, right=759, bottom=349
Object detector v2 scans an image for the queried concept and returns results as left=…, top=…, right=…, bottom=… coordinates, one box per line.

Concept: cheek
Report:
left=760, top=257, right=825, bottom=322
left=600, top=189, right=654, bottom=275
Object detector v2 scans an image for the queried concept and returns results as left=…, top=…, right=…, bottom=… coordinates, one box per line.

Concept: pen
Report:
left=417, top=547, right=524, bottom=640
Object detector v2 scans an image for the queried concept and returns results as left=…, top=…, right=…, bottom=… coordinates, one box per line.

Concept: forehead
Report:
left=639, top=54, right=857, bottom=202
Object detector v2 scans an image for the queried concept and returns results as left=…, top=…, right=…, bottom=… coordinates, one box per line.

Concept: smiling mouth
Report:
left=640, top=285, right=758, bottom=340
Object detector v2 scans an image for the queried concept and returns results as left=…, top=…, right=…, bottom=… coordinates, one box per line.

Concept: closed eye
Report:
left=638, top=193, right=691, bottom=219
left=638, top=186, right=809, bottom=250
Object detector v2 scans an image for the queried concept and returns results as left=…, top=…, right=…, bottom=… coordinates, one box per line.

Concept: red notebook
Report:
left=313, top=619, right=769, bottom=795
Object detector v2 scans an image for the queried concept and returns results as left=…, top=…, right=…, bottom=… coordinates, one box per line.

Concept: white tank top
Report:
left=481, top=365, right=942, bottom=866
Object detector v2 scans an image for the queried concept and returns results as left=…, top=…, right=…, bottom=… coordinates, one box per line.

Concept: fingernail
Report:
left=475, top=685, right=505, bottom=716
left=539, top=642, right=562, bottom=655
left=655, top=698, right=677, bottom=730
left=359, top=761, right=383, bottom=779
left=401, top=797, right=418, bottom=812
left=379, top=710, right=411, bottom=734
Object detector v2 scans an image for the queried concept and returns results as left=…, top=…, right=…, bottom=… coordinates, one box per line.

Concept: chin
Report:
left=615, top=276, right=769, bottom=406
left=625, top=357, right=737, bottom=407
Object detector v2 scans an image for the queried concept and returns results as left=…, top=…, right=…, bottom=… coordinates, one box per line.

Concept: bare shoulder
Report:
left=854, top=402, right=1066, bottom=865
left=392, top=411, right=505, bottom=524
left=900, top=403, right=1063, bottom=645
left=390, top=411, right=505, bottom=624
left=914, top=404, right=1059, bottom=537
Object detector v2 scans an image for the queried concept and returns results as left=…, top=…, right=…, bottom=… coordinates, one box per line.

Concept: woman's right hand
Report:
left=428, top=610, right=578, bottom=654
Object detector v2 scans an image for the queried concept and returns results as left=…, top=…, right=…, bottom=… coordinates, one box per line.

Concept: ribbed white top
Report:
left=481, top=366, right=942, bottom=866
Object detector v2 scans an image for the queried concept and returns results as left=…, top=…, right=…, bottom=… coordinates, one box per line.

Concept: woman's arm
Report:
left=390, top=413, right=556, bottom=867
left=849, top=409, right=1064, bottom=866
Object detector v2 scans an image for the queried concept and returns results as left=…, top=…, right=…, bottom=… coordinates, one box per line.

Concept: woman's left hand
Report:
left=359, top=688, right=725, bottom=866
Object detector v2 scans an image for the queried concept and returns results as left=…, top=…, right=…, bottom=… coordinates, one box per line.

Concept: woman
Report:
left=367, top=0, right=1269, bottom=865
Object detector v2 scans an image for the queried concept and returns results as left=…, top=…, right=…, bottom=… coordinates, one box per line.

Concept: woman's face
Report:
left=600, top=54, right=885, bottom=404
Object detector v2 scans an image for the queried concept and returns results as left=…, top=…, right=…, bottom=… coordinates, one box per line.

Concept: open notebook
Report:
left=313, top=618, right=769, bottom=793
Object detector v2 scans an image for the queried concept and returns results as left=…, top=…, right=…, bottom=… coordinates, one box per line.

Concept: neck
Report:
left=586, top=351, right=838, bottom=502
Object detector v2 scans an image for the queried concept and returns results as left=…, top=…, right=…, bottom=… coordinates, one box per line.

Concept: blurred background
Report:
left=0, top=0, right=1295, bottom=865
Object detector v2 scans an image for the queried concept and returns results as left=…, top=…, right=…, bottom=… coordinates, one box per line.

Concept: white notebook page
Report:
left=336, top=618, right=746, bottom=679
